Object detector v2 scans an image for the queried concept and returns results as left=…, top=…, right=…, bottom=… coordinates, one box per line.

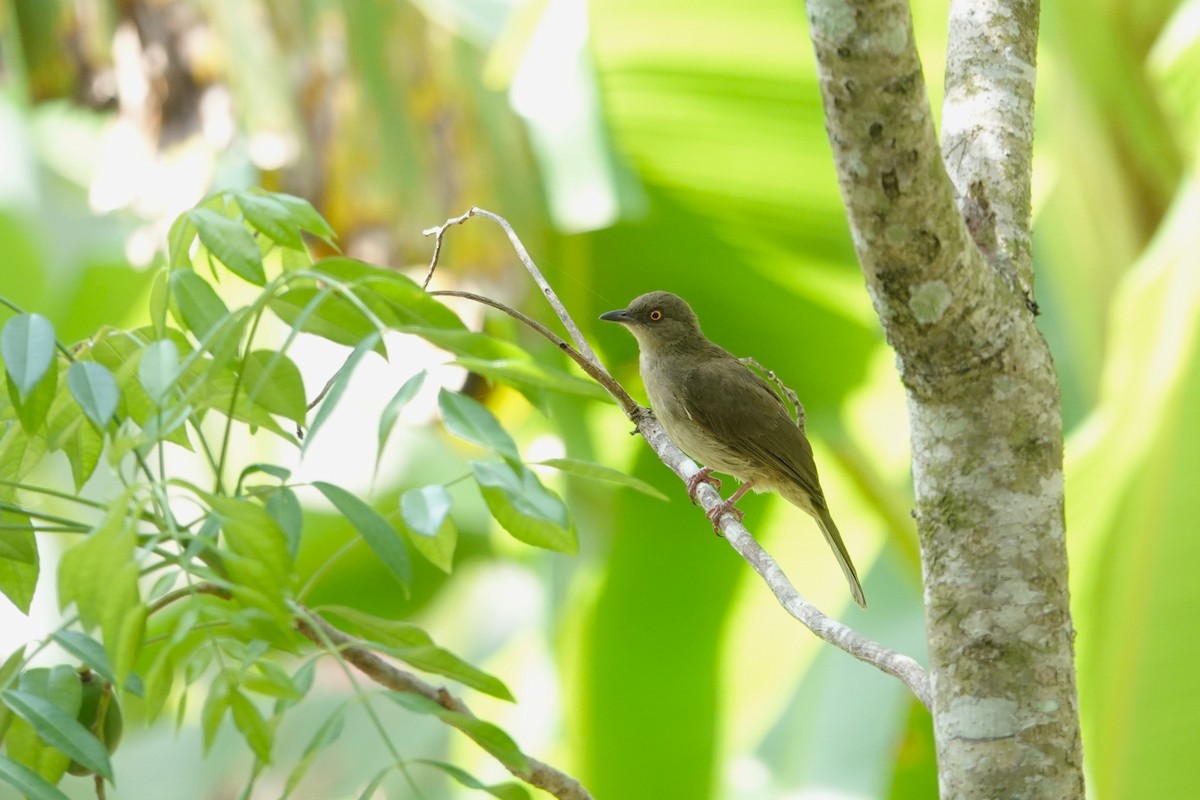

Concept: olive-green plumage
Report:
left=600, top=291, right=866, bottom=608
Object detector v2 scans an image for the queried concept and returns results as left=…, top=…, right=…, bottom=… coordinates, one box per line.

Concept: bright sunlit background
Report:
left=2, top=0, right=1200, bottom=798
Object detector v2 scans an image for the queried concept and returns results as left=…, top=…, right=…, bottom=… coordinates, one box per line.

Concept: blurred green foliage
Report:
left=0, top=0, right=1196, bottom=798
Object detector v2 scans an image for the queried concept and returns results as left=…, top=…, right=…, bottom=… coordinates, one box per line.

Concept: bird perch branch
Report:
left=422, top=208, right=933, bottom=710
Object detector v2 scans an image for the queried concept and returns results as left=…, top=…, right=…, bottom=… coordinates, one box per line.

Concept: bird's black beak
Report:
left=599, top=308, right=632, bottom=323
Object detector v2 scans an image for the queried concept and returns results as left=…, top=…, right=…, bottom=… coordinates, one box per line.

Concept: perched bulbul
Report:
left=600, top=291, right=866, bottom=608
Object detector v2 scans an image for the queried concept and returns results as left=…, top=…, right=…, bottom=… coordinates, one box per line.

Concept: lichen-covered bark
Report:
left=803, top=0, right=1084, bottom=796
left=942, top=0, right=1040, bottom=303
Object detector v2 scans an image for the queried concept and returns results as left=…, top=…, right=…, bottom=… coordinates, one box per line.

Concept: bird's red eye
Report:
left=649, top=309, right=662, bottom=321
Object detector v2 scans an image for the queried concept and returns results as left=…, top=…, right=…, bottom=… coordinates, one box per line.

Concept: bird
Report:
left=600, top=291, right=866, bottom=608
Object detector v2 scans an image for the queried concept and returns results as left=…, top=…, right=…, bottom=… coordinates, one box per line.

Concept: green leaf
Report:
left=7, top=362, right=56, bottom=433
left=138, top=338, right=181, bottom=404
left=303, top=332, right=382, bottom=451
left=188, top=207, right=266, bottom=286
left=1, top=689, right=112, bottom=780
left=50, top=632, right=117, bottom=688
left=234, top=191, right=305, bottom=250
left=1, top=313, right=56, bottom=400
left=0, top=423, right=47, bottom=483
left=149, top=267, right=170, bottom=336
left=438, top=390, right=520, bottom=462
left=387, top=692, right=528, bottom=772
left=471, top=460, right=576, bottom=553
left=1066, top=184, right=1200, bottom=800
left=387, top=642, right=511, bottom=700
left=240, top=661, right=304, bottom=702
left=200, top=677, right=230, bottom=753
left=166, top=212, right=196, bottom=272
left=136, top=402, right=196, bottom=450
left=238, top=462, right=292, bottom=485
left=66, top=361, right=119, bottom=430
left=0, top=512, right=38, bottom=614
left=44, top=360, right=105, bottom=487
left=377, top=371, right=426, bottom=459
left=41, top=666, right=83, bottom=722
left=534, top=457, right=669, bottom=501
left=0, top=645, right=27, bottom=690
left=318, top=606, right=430, bottom=648
left=71, top=329, right=186, bottom=449
left=59, top=418, right=104, bottom=491
left=415, top=759, right=532, bottom=800
left=282, top=709, right=345, bottom=799
left=454, top=357, right=610, bottom=401
left=241, top=350, right=307, bottom=425
left=400, top=485, right=452, bottom=538
left=4, top=667, right=73, bottom=782
left=228, top=688, right=273, bottom=763
left=397, top=327, right=521, bottom=359
left=0, top=646, right=24, bottom=742
left=269, top=286, right=382, bottom=349
left=57, top=500, right=140, bottom=669
left=399, top=485, right=457, bottom=572
left=312, top=481, right=410, bottom=592
left=321, top=606, right=511, bottom=700
left=271, top=192, right=337, bottom=242
left=209, top=496, right=293, bottom=626
left=265, top=486, right=303, bottom=559
left=312, top=259, right=464, bottom=330
left=357, top=767, right=391, bottom=800
left=199, top=372, right=294, bottom=443
left=112, top=603, right=146, bottom=688
left=171, top=269, right=231, bottom=341
left=0, top=754, right=71, bottom=800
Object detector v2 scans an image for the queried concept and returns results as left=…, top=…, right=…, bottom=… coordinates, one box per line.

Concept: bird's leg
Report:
left=685, top=467, right=722, bottom=503
left=706, top=480, right=755, bottom=534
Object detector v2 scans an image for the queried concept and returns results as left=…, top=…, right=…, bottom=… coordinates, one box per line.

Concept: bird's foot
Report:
left=685, top=467, right=721, bottom=503
left=703, top=480, right=754, bottom=536
left=705, top=498, right=744, bottom=536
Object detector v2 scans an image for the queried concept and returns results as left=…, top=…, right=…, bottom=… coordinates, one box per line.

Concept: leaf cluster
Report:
left=0, top=190, right=647, bottom=798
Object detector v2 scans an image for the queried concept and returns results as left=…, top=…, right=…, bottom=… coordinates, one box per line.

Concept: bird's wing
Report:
left=680, top=354, right=827, bottom=508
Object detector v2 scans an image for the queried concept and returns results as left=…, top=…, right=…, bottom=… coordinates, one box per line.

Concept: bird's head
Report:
left=599, top=291, right=705, bottom=353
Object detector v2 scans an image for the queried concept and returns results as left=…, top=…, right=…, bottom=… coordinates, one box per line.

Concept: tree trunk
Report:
left=803, top=0, right=1085, bottom=795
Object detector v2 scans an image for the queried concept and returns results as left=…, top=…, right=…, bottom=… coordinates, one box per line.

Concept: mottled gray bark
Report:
left=803, top=0, right=1083, bottom=797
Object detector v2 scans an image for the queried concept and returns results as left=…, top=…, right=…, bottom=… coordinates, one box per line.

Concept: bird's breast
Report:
left=640, top=355, right=757, bottom=480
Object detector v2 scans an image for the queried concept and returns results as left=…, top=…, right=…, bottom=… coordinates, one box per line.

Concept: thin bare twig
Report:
left=147, top=583, right=231, bottom=614
left=423, top=209, right=933, bottom=710
left=422, top=207, right=602, bottom=365
left=421, top=209, right=473, bottom=291
left=429, top=289, right=638, bottom=415
left=295, top=606, right=594, bottom=800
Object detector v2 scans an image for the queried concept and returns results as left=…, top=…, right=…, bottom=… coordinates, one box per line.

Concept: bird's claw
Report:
left=685, top=467, right=721, bottom=503
left=705, top=498, right=743, bottom=537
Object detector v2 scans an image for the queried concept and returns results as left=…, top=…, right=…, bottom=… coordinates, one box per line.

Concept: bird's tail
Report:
left=816, top=506, right=867, bottom=609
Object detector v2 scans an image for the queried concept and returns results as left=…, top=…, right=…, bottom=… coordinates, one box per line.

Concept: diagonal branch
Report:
left=295, top=608, right=594, bottom=800
left=148, top=586, right=592, bottom=799
left=637, top=408, right=932, bottom=710
left=423, top=209, right=932, bottom=710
